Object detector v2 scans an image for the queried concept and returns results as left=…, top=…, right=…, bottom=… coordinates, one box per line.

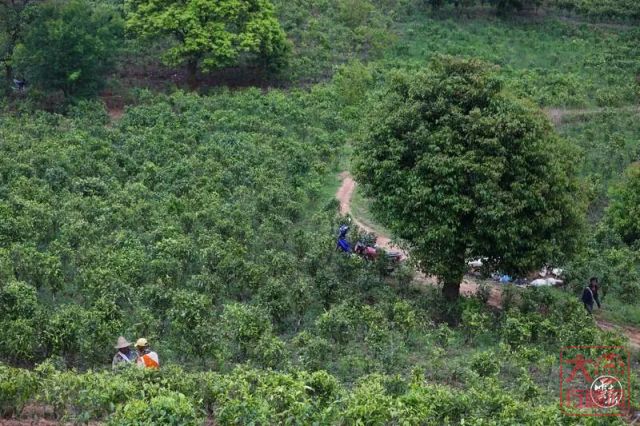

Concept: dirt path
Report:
left=101, top=94, right=125, bottom=123
left=597, top=319, right=640, bottom=349
left=336, top=172, right=397, bottom=252
left=336, top=171, right=640, bottom=348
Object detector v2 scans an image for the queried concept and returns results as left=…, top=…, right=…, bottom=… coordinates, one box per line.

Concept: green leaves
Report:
left=125, top=0, right=289, bottom=79
left=607, top=164, right=640, bottom=247
left=0, top=282, right=42, bottom=362
left=13, top=0, right=124, bottom=98
left=355, top=56, right=586, bottom=300
left=110, top=391, right=202, bottom=426
left=0, top=85, right=352, bottom=372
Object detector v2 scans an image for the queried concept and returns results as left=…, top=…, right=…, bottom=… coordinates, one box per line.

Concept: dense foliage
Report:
left=607, top=164, right=640, bottom=247
left=272, top=0, right=405, bottom=81
left=354, top=56, right=585, bottom=300
left=0, top=88, right=346, bottom=367
left=556, top=109, right=640, bottom=219
left=1, top=284, right=635, bottom=423
left=13, top=0, right=123, bottom=98
left=125, top=0, right=289, bottom=85
left=0, top=0, right=34, bottom=92
left=1, top=0, right=640, bottom=424
left=427, top=0, right=543, bottom=15
left=552, top=0, right=640, bottom=20
left=388, top=17, right=640, bottom=108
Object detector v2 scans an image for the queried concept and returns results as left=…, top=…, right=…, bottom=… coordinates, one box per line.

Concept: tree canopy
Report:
left=13, top=0, right=123, bottom=98
left=125, top=0, right=289, bottom=86
left=354, top=56, right=585, bottom=301
left=0, top=0, right=38, bottom=91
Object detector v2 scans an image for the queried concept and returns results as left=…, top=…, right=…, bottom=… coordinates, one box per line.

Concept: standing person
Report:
left=338, top=224, right=349, bottom=239
left=112, top=336, right=134, bottom=369
left=337, top=224, right=351, bottom=253
left=135, top=338, right=160, bottom=369
left=590, top=277, right=602, bottom=309
left=581, top=282, right=596, bottom=315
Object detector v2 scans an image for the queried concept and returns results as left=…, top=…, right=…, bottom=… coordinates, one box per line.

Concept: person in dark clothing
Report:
left=338, top=224, right=349, bottom=239
left=589, top=277, right=602, bottom=309
left=12, top=78, right=26, bottom=91
left=582, top=283, right=596, bottom=315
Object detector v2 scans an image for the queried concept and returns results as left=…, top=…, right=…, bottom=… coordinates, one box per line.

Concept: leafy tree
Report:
left=607, top=163, right=640, bottom=246
left=125, top=0, right=289, bottom=87
left=354, top=57, right=584, bottom=301
left=0, top=281, right=42, bottom=363
left=13, top=0, right=123, bottom=98
left=0, top=0, right=39, bottom=92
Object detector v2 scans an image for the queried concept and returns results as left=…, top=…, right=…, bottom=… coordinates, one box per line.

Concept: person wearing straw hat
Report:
left=112, top=336, right=134, bottom=369
left=135, top=338, right=160, bottom=369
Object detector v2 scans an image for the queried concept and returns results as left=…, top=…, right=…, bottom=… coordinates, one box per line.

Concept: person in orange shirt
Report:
left=135, top=338, right=160, bottom=369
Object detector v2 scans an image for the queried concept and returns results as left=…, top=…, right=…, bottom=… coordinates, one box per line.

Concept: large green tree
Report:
left=125, top=0, right=289, bottom=87
left=0, top=0, right=39, bottom=92
left=354, top=57, right=585, bottom=301
left=13, top=0, right=123, bottom=98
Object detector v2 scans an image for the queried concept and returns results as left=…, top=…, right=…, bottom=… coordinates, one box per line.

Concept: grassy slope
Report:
left=1, top=4, right=639, bottom=423
left=382, top=13, right=639, bottom=108
left=355, top=11, right=640, bottom=328
left=598, top=297, right=640, bottom=328
left=556, top=109, right=640, bottom=220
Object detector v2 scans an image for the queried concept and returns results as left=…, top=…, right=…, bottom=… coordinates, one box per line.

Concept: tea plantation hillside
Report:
left=1, top=0, right=639, bottom=423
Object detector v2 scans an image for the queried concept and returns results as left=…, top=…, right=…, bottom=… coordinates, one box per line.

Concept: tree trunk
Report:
left=441, top=274, right=464, bottom=325
left=442, top=279, right=461, bottom=301
left=187, top=59, right=198, bottom=90
left=4, top=62, right=12, bottom=83
left=4, top=63, right=12, bottom=95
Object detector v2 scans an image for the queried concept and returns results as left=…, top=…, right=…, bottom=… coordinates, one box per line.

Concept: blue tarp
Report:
left=337, top=238, right=351, bottom=252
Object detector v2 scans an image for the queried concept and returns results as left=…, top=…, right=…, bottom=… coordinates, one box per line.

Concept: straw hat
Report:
left=114, top=336, right=131, bottom=349
left=135, top=338, right=149, bottom=348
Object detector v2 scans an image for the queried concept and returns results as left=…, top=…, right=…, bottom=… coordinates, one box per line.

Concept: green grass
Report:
left=556, top=108, right=640, bottom=220
left=598, top=296, right=640, bottom=328
left=381, top=13, right=640, bottom=108
left=350, top=185, right=393, bottom=237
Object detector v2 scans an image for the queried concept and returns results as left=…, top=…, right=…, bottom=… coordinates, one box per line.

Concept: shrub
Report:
left=220, top=303, right=272, bottom=361
left=250, top=335, right=289, bottom=369
left=0, top=365, right=37, bottom=418
left=14, top=0, right=123, bottom=99
left=476, top=282, right=492, bottom=305
left=316, top=303, right=360, bottom=345
left=470, top=351, right=500, bottom=377
left=460, top=303, right=490, bottom=344
left=344, top=374, right=394, bottom=424
left=607, top=164, right=640, bottom=246
left=501, top=314, right=532, bottom=349
left=108, top=391, right=201, bottom=426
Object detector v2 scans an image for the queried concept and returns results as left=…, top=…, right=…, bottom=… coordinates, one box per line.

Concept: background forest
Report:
left=1, top=0, right=639, bottom=424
